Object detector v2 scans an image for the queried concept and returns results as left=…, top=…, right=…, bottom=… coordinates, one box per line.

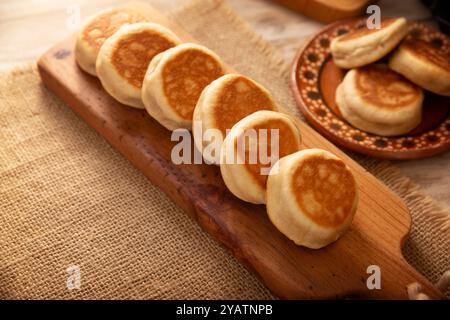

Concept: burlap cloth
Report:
left=0, top=0, right=449, bottom=299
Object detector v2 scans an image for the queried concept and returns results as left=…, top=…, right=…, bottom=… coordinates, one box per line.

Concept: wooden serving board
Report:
left=273, top=0, right=372, bottom=23
left=37, top=5, right=443, bottom=299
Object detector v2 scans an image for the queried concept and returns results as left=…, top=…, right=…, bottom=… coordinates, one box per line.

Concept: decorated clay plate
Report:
left=291, top=19, right=450, bottom=159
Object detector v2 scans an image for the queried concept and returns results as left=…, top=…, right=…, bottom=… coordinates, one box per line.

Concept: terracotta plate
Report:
left=291, top=19, right=450, bottom=159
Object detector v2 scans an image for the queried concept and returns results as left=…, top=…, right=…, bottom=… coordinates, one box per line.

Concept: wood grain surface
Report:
left=37, top=3, right=444, bottom=299
left=273, top=0, right=372, bottom=23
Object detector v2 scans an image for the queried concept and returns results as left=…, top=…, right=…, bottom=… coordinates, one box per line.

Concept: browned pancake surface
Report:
left=82, top=8, right=147, bottom=53
left=355, top=65, right=421, bottom=109
left=402, top=39, right=450, bottom=73
left=337, top=18, right=396, bottom=42
left=213, top=77, right=275, bottom=135
left=235, top=118, right=299, bottom=188
left=111, top=31, right=177, bottom=88
left=292, top=157, right=356, bottom=228
left=163, top=49, right=224, bottom=120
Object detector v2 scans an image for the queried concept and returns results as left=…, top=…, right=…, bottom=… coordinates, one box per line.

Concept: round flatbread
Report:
left=220, top=110, right=302, bottom=204
left=142, top=43, right=226, bottom=130
left=336, top=64, right=423, bottom=136
left=266, top=148, right=358, bottom=249
left=96, top=22, right=181, bottom=108
left=389, top=39, right=450, bottom=96
left=331, top=18, right=408, bottom=69
left=75, top=7, right=148, bottom=76
left=193, top=74, right=278, bottom=164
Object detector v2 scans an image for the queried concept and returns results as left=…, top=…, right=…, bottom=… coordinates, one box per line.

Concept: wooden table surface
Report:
left=1, top=0, right=449, bottom=212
